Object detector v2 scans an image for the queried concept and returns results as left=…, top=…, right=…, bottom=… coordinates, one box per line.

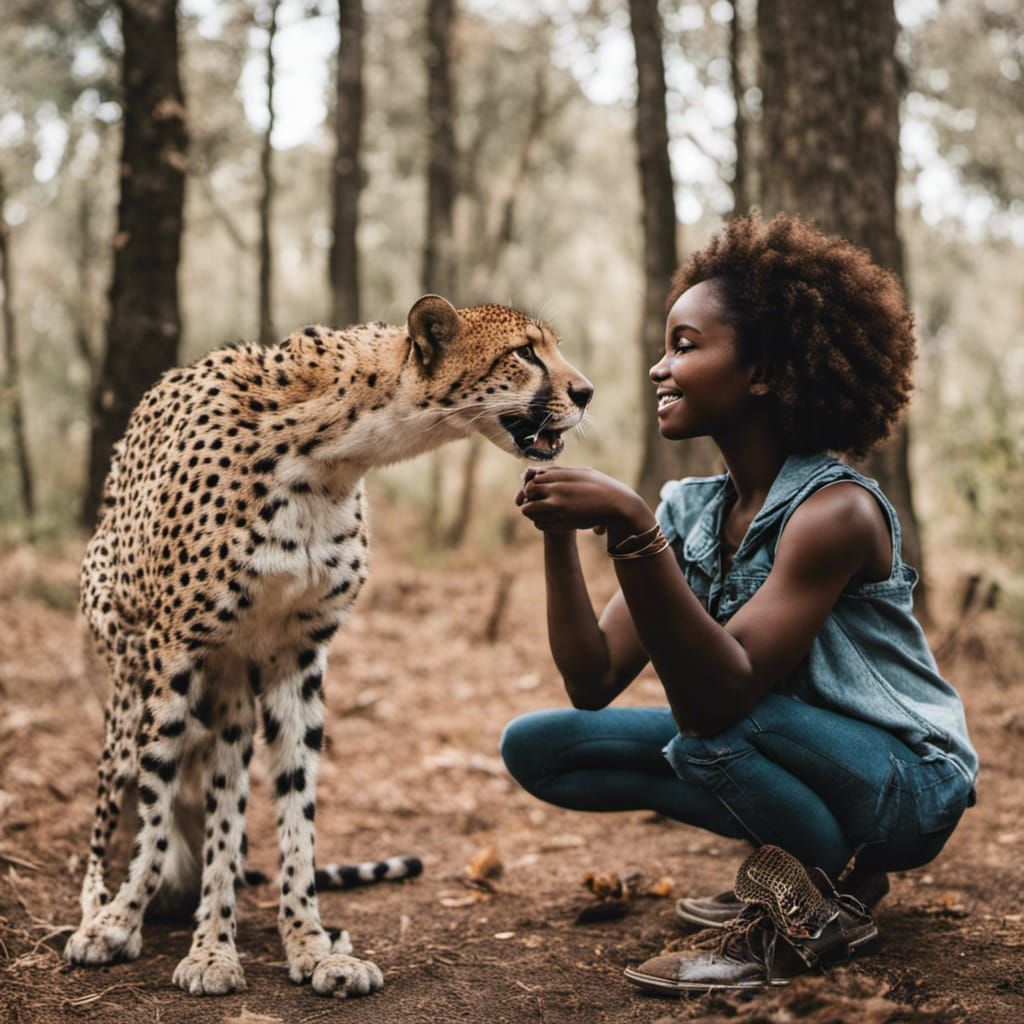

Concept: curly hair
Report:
left=667, top=213, right=915, bottom=457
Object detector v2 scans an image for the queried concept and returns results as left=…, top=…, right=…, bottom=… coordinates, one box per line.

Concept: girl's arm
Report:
left=541, top=532, right=649, bottom=709
left=520, top=467, right=887, bottom=736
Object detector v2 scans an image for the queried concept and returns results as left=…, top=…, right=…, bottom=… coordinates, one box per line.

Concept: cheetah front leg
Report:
left=260, top=647, right=382, bottom=998
left=171, top=688, right=256, bottom=995
left=66, top=661, right=196, bottom=967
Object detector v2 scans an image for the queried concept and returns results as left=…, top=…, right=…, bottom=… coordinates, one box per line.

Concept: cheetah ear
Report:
left=407, top=295, right=460, bottom=369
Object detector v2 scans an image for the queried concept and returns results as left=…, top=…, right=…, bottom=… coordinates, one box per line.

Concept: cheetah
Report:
left=65, top=295, right=592, bottom=997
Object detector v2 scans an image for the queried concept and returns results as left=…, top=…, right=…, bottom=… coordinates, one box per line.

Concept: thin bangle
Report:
left=607, top=522, right=660, bottom=557
left=608, top=527, right=670, bottom=561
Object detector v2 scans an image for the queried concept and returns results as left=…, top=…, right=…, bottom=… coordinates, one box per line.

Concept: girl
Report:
left=502, top=214, right=977, bottom=993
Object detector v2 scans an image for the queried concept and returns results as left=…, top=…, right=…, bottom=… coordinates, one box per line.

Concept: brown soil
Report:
left=1, top=531, right=1021, bottom=1024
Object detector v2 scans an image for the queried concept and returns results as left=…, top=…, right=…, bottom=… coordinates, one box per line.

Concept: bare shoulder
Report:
left=776, top=481, right=889, bottom=581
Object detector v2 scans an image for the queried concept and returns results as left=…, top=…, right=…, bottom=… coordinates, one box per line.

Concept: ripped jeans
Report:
left=500, top=693, right=973, bottom=877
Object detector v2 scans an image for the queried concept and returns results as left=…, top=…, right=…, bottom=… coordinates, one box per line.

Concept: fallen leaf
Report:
left=646, top=876, right=674, bottom=898
left=467, top=846, right=503, bottom=882
left=581, top=870, right=627, bottom=901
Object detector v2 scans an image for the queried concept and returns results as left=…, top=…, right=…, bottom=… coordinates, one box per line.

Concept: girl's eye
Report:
left=673, top=342, right=696, bottom=354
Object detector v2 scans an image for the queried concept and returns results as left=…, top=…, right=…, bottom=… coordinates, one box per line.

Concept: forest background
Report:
left=1, top=0, right=1022, bottom=593
left=1, top=1, right=1024, bottom=1021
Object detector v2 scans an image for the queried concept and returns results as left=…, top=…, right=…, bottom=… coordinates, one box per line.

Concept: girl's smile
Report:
left=649, top=278, right=763, bottom=442
left=656, top=388, right=684, bottom=414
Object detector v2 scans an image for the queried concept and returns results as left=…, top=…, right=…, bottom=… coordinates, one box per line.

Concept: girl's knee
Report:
left=498, top=714, right=531, bottom=783
left=499, top=709, right=563, bottom=788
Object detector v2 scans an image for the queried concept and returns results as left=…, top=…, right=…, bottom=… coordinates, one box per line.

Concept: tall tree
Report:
left=83, top=0, right=187, bottom=528
left=257, top=0, right=281, bottom=346
left=728, top=0, right=751, bottom=215
left=423, top=0, right=457, bottom=301
left=423, top=0, right=457, bottom=545
left=629, top=0, right=717, bottom=508
left=329, top=0, right=365, bottom=327
left=758, top=0, right=928, bottom=616
left=0, top=172, right=35, bottom=523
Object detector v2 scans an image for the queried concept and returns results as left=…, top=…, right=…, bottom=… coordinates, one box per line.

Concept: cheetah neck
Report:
left=264, top=325, right=473, bottom=493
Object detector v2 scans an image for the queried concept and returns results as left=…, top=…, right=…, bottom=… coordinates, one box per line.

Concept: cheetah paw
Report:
left=309, top=953, right=383, bottom=997
left=64, top=920, right=142, bottom=966
left=173, top=948, right=247, bottom=995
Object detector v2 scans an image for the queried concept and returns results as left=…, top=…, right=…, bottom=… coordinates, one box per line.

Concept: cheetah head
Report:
left=407, top=295, right=593, bottom=461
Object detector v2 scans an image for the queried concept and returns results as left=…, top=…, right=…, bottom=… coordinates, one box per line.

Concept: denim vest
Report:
left=655, top=451, right=979, bottom=786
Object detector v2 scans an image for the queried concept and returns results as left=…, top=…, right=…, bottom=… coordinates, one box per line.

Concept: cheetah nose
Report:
left=568, top=382, right=593, bottom=409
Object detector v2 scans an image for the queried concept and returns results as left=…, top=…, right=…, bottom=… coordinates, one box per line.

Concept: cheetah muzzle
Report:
left=66, top=295, right=592, bottom=997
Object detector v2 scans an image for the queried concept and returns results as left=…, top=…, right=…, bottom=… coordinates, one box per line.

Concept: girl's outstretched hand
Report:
left=515, top=466, right=653, bottom=536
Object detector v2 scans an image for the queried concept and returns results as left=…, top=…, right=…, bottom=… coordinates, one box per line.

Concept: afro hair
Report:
left=667, top=213, right=915, bottom=457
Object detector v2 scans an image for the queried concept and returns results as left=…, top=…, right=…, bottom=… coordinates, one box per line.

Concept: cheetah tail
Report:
left=315, top=856, right=424, bottom=890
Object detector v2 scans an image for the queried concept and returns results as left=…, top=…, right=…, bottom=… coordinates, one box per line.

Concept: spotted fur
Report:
left=65, top=296, right=591, bottom=997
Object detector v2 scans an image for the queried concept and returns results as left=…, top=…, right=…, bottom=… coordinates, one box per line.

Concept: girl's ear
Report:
left=748, top=366, right=771, bottom=396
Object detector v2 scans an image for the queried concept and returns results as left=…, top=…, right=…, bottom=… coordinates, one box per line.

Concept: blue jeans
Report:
left=500, top=693, right=972, bottom=877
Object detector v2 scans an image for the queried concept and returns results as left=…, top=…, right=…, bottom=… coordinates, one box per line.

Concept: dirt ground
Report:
left=1, top=527, right=1022, bottom=1024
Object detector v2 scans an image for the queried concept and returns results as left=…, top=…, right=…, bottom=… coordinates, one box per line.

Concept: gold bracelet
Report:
left=607, top=522, right=661, bottom=557
left=608, top=527, right=670, bottom=561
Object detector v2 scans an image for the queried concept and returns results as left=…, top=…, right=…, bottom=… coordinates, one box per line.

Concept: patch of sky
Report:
left=33, top=103, right=69, bottom=183
left=0, top=112, right=26, bottom=149
left=896, top=0, right=941, bottom=31
left=71, top=44, right=103, bottom=80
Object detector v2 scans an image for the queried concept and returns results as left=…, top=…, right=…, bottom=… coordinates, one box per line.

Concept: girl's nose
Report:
left=649, top=354, right=670, bottom=383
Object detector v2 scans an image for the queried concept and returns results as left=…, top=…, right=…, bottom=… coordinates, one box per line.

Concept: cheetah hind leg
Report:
left=146, top=761, right=205, bottom=923
left=75, top=663, right=141, bottom=925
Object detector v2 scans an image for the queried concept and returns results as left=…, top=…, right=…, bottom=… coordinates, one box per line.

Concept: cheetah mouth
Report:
left=499, top=414, right=567, bottom=461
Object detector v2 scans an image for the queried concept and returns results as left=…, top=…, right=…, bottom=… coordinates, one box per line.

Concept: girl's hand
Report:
left=515, top=467, right=654, bottom=538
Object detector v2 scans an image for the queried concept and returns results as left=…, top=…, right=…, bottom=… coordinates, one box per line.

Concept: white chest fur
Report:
left=230, top=482, right=368, bottom=663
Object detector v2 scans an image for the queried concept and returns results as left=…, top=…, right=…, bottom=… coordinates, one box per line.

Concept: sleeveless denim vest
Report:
left=655, top=451, right=979, bottom=787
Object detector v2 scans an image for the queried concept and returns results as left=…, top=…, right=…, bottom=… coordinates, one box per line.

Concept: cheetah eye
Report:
left=513, top=344, right=535, bottom=361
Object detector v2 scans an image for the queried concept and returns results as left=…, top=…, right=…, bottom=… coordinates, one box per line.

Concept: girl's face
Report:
left=649, top=279, right=763, bottom=441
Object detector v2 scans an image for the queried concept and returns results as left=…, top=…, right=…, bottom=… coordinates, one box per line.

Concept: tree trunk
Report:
left=758, top=0, right=928, bottom=618
left=423, top=0, right=458, bottom=546
left=423, top=0, right=457, bottom=300
left=729, top=1, right=750, bottom=216
left=258, top=0, right=280, bottom=347
left=329, top=0, right=364, bottom=327
left=82, top=0, right=187, bottom=529
left=0, top=178, right=35, bottom=523
left=629, top=0, right=719, bottom=509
